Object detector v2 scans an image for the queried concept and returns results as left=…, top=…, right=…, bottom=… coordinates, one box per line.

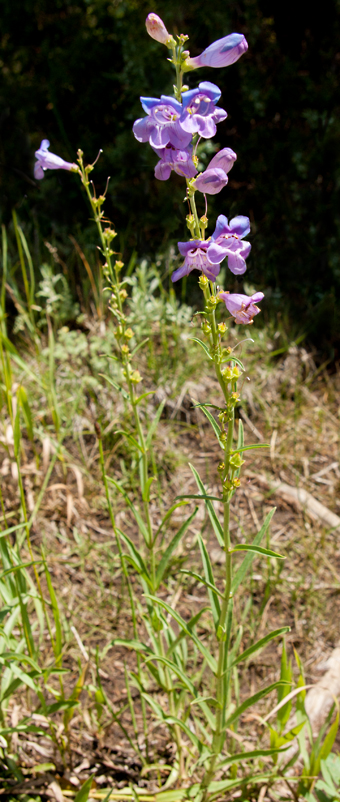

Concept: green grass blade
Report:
left=198, top=535, right=221, bottom=631
left=146, top=595, right=217, bottom=673
left=155, top=507, right=198, bottom=588
left=230, top=627, right=290, bottom=667
left=231, top=544, right=284, bottom=559
left=231, top=508, right=276, bottom=594
left=189, top=463, right=224, bottom=548
left=225, top=681, right=291, bottom=727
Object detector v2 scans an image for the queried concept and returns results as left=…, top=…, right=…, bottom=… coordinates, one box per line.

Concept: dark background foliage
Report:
left=0, top=0, right=339, bottom=350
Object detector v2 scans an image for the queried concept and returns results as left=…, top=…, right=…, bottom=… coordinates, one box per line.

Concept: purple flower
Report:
left=180, top=81, right=227, bottom=139
left=172, top=240, right=220, bottom=283
left=145, top=13, right=171, bottom=45
left=194, top=147, right=237, bottom=195
left=218, top=291, right=264, bottom=324
left=133, top=96, right=191, bottom=150
left=208, top=214, right=251, bottom=275
left=153, top=143, right=197, bottom=180
left=194, top=167, right=228, bottom=195
left=187, top=33, right=248, bottom=69
left=34, top=140, right=76, bottom=180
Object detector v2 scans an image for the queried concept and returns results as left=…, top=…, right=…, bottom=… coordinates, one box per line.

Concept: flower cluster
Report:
left=133, top=14, right=264, bottom=323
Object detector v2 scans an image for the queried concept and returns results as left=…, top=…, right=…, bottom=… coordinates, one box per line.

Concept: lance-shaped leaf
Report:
left=111, top=638, right=153, bottom=655
left=225, top=681, right=291, bottom=727
left=232, top=508, right=276, bottom=594
left=166, top=607, right=210, bottom=657
left=114, top=430, right=144, bottom=453
left=119, top=531, right=151, bottom=585
left=198, top=535, right=221, bottom=631
left=100, top=374, right=129, bottom=400
left=189, top=463, right=224, bottom=548
left=180, top=570, right=224, bottom=599
left=217, top=746, right=290, bottom=769
left=107, top=477, right=149, bottom=542
left=189, top=337, right=212, bottom=359
left=231, top=544, right=284, bottom=559
left=146, top=595, right=217, bottom=673
left=230, top=627, right=291, bottom=668
left=145, top=399, right=166, bottom=449
left=198, top=405, right=222, bottom=442
left=155, top=507, right=198, bottom=588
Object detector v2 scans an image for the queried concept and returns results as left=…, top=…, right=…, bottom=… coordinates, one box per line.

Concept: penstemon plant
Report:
left=32, top=13, right=340, bottom=802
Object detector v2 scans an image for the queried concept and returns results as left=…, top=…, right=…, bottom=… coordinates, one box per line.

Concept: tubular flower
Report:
left=194, top=147, right=237, bottom=195
left=133, top=95, right=192, bottom=150
left=153, top=143, right=197, bottom=180
left=180, top=81, right=227, bottom=139
left=172, top=240, right=220, bottom=283
left=34, top=140, right=76, bottom=180
left=145, top=13, right=172, bottom=45
left=218, top=291, right=264, bottom=324
left=186, top=33, right=248, bottom=69
left=208, top=214, right=251, bottom=275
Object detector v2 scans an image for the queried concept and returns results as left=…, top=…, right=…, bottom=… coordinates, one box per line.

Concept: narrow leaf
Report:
left=74, top=775, right=95, bottom=802
left=231, top=508, right=276, bottom=594
left=231, top=544, right=284, bottom=559
left=230, top=627, right=291, bottom=667
left=146, top=595, right=217, bottom=673
left=225, top=681, right=291, bottom=727
left=155, top=507, right=198, bottom=588
left=199, top=406, right=222, bottom=441
left=198, top=535, right=221, bottom=631
left=189, top=337, right=212, bottom=359
left=180, top=570, right=224, bottom=599
left=145, top=399, right=166, bottom=449
left=115, top=430, right=144, bottom=453
left=189, top=463, right=224, bottom=548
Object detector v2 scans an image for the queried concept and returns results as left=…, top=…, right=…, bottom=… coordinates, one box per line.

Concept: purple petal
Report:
left=207, top=241, right=230, bottom=264
left=208, top=147, right=237, bottom=174
left=197, top=81, right=221, bottom=103
left=194, top=167, right=228, bottom=195
left=160, top=95, right=183, bottom=113
left=181, top=88, right=200, bottom=111
left=212, top=107, right=228, bottom=124
left=196, top=116, right=217, bottom=139
left=227, top=251, right=247, bottom=275
left=190, top=33, right=248, bottom=69
left=133, top=116, right=154, bottom=142
left=251, top=292, right=264, bottom=304
left=149, top=125, right=170, bottom=148
left=154, top=160, right=172, bottom=180
left=211, top=214, right=230, bottom=241
left=168, top=122, right=192, bottom=149
left=171, top=262, right=193, bottom=282
left=173, top=153, right=197, bottom=178
left=34, top=162, right=45, bottom=180
left=204, top=262, right=221, bottom=281
left=178, top=239, right=204, bottom=257
left=140, top=96, right=161, bottom=114
left=229, top=215, right=251, bottom=238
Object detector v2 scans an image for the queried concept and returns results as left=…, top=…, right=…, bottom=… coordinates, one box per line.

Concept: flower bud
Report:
left=115, top=260, right=124, bottom=271
left=218, top=322, right=227, bottom=334
left=125, top=327, right=133, bottom=339
left=199, top=275, right=209, bottom=289
left=121, top=345, right=130, bottom=355
left=145, top=13, right=172, bottom=45
left=131, top=370, right=142, bottom=384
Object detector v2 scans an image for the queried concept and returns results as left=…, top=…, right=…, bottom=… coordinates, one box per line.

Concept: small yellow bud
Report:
left=231, top=366, right=241, bottom=380
left=131, top=370, right=142, bottom=384
left=202, top=321, right=211, bottom=334
left=230, top=452, right=245, bottom=469
left=125, top=327, right=133, bottom=339
left=119, top=289, right=128, bottom=300
left=115, top=260, right=124, bottom=271
left=218, top=322, right=227, bottom=334
left=233, top=478, right=241, bottom=488
left=199, top=274, right=208, bottom=289
left=121, top=344, right=130, bottom=355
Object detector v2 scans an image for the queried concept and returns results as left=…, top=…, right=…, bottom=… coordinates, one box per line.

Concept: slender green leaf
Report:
left=231, top=544, right=284, bottom=559
left=111, top=638, right=152, bottom=655
left=166, top=607, right=210, bottom=657
left=199, top=406, right=222, bottom=441
left=237, top=419, right=244, bottom=450
left=43, top=559, right=62, bottom=661
left=145, top=399, right=166, bottom=449
left=0, top=523, right=28, bottom=539
left=74, top=774, right=95, bottom=802
left=217, top=746, right=290, bottom=769
left=146, top=595, right=217, bottom=673
left=230, top=443, right=270, bottom=453
left=99, top=374, right=129, bottom=400
left=189, top=337, right=212, bottom=359
left=154, top=501, right=189, bottom=540
left=107, top=478, right=149, bottom=542
left=119, top=531, right=151, bottom=582
left=231, top=508, right=276, bottom=594
left=155, top=507, right=198, bottom=588
left=189, top=463, right=224, bottom=548
left=130, top=337, right=150, bottom=356
left=225, top=681, right=291, bottom=727
left=180, top=570, right=224, bottom=599
left=198, top=535, right=221, bottom=631
left=230, top=627, right=291, bottom=668
left=115, top=430, right=144, bottom=453
left=142, top=475, right=156, bottom=503
left=135, top=390, right=156, bottom=406
left=176, top=494, right=222, bottom=502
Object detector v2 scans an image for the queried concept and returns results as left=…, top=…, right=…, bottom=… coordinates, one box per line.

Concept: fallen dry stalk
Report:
left=246, top=472, right=340, bottom=530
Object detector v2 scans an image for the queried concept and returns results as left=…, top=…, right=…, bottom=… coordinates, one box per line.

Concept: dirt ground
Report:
left=1, top=342, right=340, bottom=800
